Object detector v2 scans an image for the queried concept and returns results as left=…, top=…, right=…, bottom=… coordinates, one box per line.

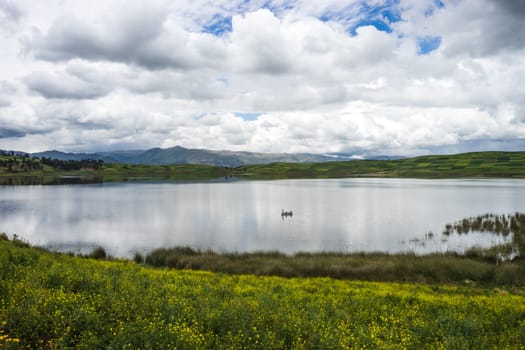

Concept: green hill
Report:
left=236, top=151, right=525, bottom=179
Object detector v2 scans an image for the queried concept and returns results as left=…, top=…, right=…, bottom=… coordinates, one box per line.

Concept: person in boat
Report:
left=281, top=209, right=293, bottom=217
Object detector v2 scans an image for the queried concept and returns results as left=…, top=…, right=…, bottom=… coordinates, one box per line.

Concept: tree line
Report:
left=0, top=151, right=104, bottom=172
left=39, top=157, right=104, bottom=171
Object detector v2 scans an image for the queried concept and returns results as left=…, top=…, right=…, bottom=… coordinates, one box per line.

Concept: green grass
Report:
left=1, top=238, right=525, bottom=349
left=0, top=159, right=229, bottom=184
left=236, top=151, right=525, bottom=179
left=143, top=247, right=525, bottom=285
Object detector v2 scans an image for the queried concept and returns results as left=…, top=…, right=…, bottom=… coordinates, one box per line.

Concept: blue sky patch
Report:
left=350, top=18, right=393, bottom=34
left=350, top=0, right=402, bottom=35
left=417, top=36, right=442, bottom=54
left=235, top=112, right=261, bottom=121
left=202, top=15, right=232, bottom=36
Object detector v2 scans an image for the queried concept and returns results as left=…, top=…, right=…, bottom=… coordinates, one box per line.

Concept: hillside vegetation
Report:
left=1, top=151, right=524, bottom=184
left=236, top=151, right=525, bottom=179
left=1, top=237, right=525, bottom=349
left=0, top=153, right=228, bottom=184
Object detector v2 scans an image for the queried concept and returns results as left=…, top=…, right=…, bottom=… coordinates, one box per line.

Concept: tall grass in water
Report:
left=142, top=247, right=525, bottom=285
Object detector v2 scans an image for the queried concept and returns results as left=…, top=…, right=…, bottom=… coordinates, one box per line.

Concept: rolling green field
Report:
left=1, top=237, right=525, bottom=349
left=235, top=151, right=525, bottom=179
left=1, top=151, right=525, bottom=183
left=0, top=154, right=228, bottom=184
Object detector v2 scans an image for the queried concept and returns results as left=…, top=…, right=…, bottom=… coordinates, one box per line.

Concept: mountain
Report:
left=32, top=150, right=119, bottom=163
left=30, top=146, right=347, bottom=167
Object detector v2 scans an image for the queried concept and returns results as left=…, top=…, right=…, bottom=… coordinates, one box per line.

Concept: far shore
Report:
left=1, top=151, right=525, bottom=184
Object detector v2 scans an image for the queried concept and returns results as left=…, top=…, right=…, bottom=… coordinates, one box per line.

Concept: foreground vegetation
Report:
left=1, top=151, right=525, bottom=184
left=1, top=237, right=525, bottom=349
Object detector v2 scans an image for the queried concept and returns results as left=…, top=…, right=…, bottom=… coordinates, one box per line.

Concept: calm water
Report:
left=0, top=178, right=524, bottom=257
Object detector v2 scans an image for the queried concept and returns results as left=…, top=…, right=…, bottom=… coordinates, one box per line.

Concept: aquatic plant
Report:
left=442, top=213, right=525, bottom=260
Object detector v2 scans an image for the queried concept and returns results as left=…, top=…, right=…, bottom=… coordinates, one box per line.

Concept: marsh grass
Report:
left=140, top=212, right=525, bottom=285
left=143, top=247, right=525, bottom=285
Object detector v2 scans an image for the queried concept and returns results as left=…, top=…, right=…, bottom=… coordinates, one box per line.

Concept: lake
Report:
left=0, top=178, right=524, bottom=257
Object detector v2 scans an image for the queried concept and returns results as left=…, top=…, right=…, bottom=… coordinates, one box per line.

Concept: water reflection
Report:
left=0, top=176, right=103, bottom=185
left=0, top=178, right=524, bottom=257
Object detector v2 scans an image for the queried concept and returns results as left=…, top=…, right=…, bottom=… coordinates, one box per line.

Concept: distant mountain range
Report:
left=21, top=146, right=358, bottom=167
left=1, top=146, right=404, bottom=167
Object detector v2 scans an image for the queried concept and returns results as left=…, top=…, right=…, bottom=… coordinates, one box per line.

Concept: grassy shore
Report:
left=1, top=236, right=525, bottom=349
left=141, top=248, right=525, bottom=285
left=1, top=151, right=525, bottom=183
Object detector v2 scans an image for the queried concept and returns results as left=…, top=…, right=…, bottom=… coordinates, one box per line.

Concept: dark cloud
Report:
left=475, top=0, right=525, bottom=55
left=28, top=6, right=223, bottom=71
left=30, top=7, right=165, bottom=65
left=494, top=0, right=525, bottom=15
left=25, top=71, right=111, bottom=100
left=32, top=18, right=107, bottom=62
left=68, top=119, right=114, bottom=131
left=485, top=3, right=525, bottom=52
left=0, top=127, right=25, bottom=138
left=442, top=0, right=525, bottom=57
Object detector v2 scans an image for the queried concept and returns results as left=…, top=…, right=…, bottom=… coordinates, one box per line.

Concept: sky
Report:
left=0, top=0, right=524, bottom=156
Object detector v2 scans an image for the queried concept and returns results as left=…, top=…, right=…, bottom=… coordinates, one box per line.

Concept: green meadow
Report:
left=235, top=151, right=525, bottom=179
left=1, top=237, right=525, bottom=349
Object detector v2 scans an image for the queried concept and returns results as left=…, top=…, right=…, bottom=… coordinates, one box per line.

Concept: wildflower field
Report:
left=1, top=239, right=525, bottom=349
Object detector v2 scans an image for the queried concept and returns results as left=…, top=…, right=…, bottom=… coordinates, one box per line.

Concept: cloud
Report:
left=496, top=0, right=525, bottom=15
left=0, top=127, right=25, bottom=138
left=0, top=80, right=19, bottom=107
left=29, top=4, right=228, bottom=71
left=0, top=0, right=23, bottom=23
left=25, top=70, right=112, bottom=100
left=0, top=0, right=523, bottom=155
left=424, top=0, right=525, bottom=57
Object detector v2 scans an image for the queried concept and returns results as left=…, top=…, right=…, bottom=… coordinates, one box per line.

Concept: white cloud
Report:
left=0, top=0, right=523, bottom=155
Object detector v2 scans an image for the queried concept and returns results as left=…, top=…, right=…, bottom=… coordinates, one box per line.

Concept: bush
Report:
left=88, top=246, right=107, bottom=260
left=11, top=234, right=30, bottom=248
left=133, top=252, right=144, bottom=264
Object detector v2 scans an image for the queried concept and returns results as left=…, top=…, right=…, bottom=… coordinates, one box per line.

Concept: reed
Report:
left=143, top=247, right=525, bottom=285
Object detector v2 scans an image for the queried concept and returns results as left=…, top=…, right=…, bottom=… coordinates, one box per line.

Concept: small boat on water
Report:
left=281, top=209, right=293, bottom=218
